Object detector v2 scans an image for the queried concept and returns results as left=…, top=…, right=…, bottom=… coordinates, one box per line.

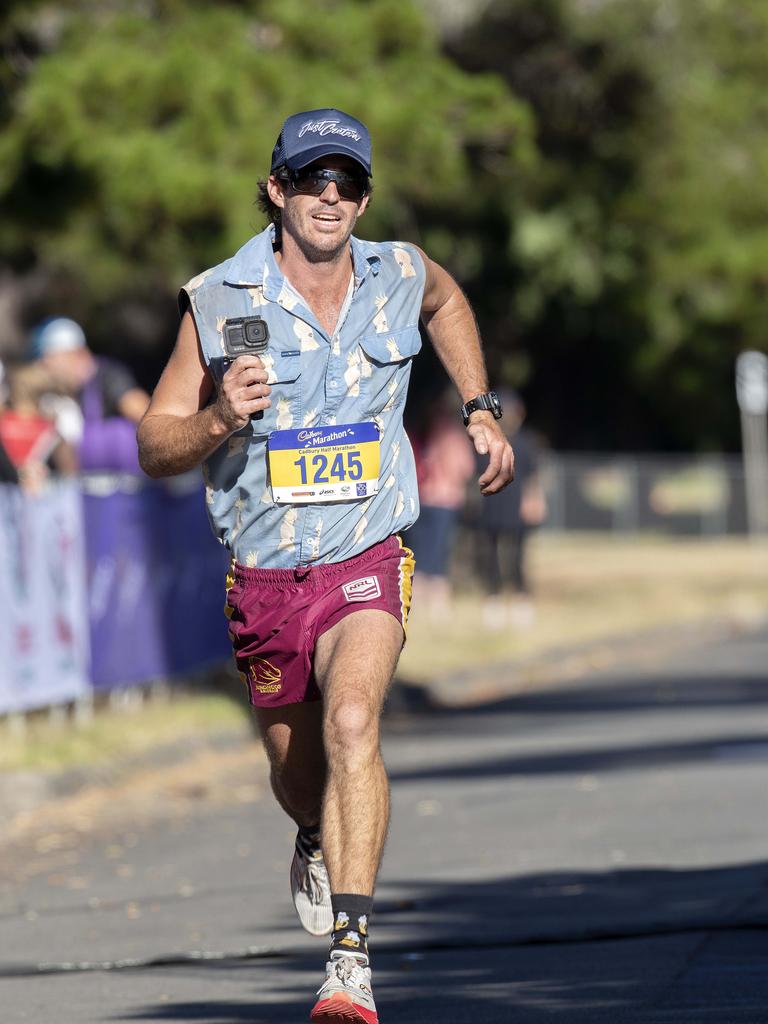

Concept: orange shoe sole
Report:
left=310, top=991, right=379, bottom=1024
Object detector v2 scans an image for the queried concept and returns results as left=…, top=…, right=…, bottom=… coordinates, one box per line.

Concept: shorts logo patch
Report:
left=343, top=576, right=381, bottom=603
left=247, top=656, right=282, bottom=693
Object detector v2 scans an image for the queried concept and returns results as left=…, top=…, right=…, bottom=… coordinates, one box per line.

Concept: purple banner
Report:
left=83, top=475, right=231, bottom=689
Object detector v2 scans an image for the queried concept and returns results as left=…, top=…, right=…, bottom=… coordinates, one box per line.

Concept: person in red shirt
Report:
left=407, top=389, right=475, bottom=618
left=0, top=362, right=76, bottom=492
left=0, top=359, right=19, bottom=483
left=474, top=390, right=547, bottom=628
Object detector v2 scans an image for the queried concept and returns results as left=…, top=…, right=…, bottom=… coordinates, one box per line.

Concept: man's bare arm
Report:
left=137, top=310, right=272, bottom=478
left=417, top=246, right=514, bottom=494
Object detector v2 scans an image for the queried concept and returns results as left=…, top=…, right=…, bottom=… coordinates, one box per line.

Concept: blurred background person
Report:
left=473, top=389, right=547, bottom=629
left=31, top=317, right=150, bottom=474
left=0, top=439, right=17, bottom=483
left=0, top=358, right=20, bottom=484
left=0, top=360, right=77, bottom=493
left=406, top=388, right=476, bottom=619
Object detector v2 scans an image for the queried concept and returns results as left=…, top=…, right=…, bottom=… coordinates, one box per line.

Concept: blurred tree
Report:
left=0, top=0, right=532, bottom=389
left=617, top=0, right=768, bottom=451
left=445, top=0, right=768, bottom=451
left=2, top=0, right=766, bottom=451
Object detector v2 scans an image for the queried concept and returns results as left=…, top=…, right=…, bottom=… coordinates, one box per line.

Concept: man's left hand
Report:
left=467, top=413, right=515, bottom=494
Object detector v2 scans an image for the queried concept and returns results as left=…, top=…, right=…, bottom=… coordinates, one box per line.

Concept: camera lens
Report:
left=244, top=320, right=268, bottom=348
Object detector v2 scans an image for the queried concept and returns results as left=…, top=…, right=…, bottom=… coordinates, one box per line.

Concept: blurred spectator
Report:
left=0, top=361, right=77, bottom=493
left=31, top=317, right=150, bottom=473
left=474, top=390, right=547, bottom=629
left=0, top=439, right=17, bottom=483
left=0, top=359, right=19, bottom=484
left=406, top=389, right=475, bottom=618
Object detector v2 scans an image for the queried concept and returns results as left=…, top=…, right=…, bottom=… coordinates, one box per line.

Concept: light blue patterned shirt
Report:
left=181, top=226, right=425, bottom=568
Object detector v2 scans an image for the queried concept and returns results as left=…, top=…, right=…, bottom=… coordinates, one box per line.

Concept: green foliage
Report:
left=448, top=0, right=768, bottom=449
left=0, top=0, right=531, bottom=316
left=2, top=0, right=767, bottom=449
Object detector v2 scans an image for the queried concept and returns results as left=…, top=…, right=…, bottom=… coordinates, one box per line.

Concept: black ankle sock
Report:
left=296, top=824, right=321, bottom=853
left=330, top=893, right=372, bottom=960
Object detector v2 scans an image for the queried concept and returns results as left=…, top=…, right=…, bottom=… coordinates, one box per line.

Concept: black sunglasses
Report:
left=279, top=167, right=369, bottom=202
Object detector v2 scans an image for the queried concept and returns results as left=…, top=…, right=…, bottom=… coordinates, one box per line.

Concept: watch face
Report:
left=489, top=391, right=502, bottom=417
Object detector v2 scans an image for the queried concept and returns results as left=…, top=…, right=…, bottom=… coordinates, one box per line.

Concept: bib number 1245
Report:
left=267, top=421, right=380, bottom=503
left=293, top=450, right=363, bottom=485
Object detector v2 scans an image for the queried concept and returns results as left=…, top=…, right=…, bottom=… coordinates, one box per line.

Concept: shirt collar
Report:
left=222, top=226, right=275, bottom=289
left=350, top=235, right=382, bottom=282
left=223, top=226, right=382, bottom=294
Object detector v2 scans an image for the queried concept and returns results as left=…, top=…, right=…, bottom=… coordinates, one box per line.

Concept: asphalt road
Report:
left=2, top=625, right=768, bottom=1023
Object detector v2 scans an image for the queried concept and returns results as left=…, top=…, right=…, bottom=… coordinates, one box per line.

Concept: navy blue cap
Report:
left=271, top=108, right=372, bottom=176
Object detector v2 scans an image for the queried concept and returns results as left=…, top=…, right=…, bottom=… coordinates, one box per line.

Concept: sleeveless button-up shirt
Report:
left=181, top=226, right=425, bottom=568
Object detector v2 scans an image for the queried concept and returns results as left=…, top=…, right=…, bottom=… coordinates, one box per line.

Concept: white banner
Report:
left=0, top=481, right=90, bottom=713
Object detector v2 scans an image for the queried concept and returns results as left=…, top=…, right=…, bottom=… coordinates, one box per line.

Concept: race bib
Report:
left=268, top=422, right=380, bottom=504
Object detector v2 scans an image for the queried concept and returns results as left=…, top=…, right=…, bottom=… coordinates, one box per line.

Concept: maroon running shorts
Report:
left=224, top=535, right=415, bottom=708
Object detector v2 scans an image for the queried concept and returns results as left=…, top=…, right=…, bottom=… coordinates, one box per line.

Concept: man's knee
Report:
left=324, top=698, right=380, bottom=764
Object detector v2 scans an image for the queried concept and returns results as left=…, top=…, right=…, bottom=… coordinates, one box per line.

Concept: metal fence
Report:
left=539, top=453, right=748, bottom=536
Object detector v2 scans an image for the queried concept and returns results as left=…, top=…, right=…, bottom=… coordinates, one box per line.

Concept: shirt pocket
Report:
left=262, top=348, right=302, bottom=385
left=357, top=326, right=421, bottom=417
left=358, top=325, right=422, bottom=366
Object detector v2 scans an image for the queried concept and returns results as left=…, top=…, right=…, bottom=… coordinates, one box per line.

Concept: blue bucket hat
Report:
left=270, top=108, right=372, bottom=176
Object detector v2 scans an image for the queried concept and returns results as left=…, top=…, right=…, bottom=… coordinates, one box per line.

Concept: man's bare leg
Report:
left=255, top=701, right=326, bottom=828
left=313, top=609, right=403, bottom=895
left=255, top=700, right=334, bottom=936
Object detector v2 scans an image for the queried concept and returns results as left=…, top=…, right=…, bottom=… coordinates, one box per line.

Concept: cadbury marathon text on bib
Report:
left=267, top=422, right=380, bottom=504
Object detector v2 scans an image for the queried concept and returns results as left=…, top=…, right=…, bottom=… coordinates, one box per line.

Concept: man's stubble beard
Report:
left=281, top=204, right=357, bottom=265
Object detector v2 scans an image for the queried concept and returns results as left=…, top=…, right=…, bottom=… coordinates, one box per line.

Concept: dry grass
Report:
left=0, top=693, right=249, bottom=775
left=1, top=744, right=269, bottom=881
left=399, top=532, right=768, bottom=680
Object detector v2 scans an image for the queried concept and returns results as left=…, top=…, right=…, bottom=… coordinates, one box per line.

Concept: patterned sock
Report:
left=329, top=893, right=372, bottom=962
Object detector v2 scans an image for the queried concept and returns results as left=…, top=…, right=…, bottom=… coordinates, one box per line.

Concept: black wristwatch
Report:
left=461, top=390, right=503, bottom=426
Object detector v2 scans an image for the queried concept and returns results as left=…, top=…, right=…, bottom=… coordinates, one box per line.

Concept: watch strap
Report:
left=461, top=391, right=502, bottom=425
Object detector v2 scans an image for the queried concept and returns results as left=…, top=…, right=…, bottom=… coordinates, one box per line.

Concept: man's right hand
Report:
left=215, top=355, right=272, bottom=431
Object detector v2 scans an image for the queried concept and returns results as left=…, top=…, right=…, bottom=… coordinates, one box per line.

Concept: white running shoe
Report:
left=310, top=953, right=379, bottom=1024
left=290, top=830, right=333, bottom=936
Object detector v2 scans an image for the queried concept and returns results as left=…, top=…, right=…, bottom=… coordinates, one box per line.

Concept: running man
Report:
left=137, top=107, right=514, bottom=1023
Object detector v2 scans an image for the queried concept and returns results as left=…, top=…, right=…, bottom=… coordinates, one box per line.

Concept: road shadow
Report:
left=109, top=861, right=768, bottom=1023
left=389, top=663, right=768, bottom=727
left=386, top=648, right=768, bottom=780
left=388, top=728, right=768, bottom=782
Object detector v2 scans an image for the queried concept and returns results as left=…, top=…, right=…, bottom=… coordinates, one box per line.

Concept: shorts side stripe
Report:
left=396, top=535, right=415, bottom=634
left=223, top=555, right=237, bottom=619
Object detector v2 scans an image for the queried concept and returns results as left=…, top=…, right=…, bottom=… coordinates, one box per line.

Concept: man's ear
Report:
left=266, top=175, right=287, bottom=209
left=357, top=194, right=370, bottom=218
